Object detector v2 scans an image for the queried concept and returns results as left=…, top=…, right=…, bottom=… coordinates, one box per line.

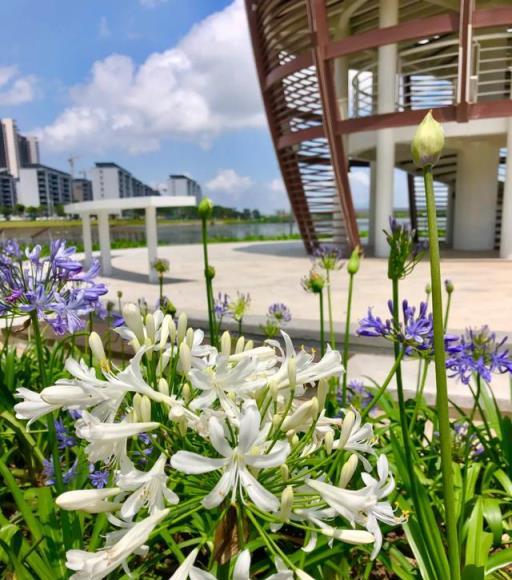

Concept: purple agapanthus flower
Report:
left=357, top=299, right=436, bottom=356
left=314, top=245, right=343, bottom=271
left=0, top=239, right=106, bottom=335
left=446, top=326, right=512, bottom=384
left=89, top=467, right=109, bottom=489
left=42, top=457, right=77, bottom=486
left=55, top=419, right=76, bottom=450
left=214, top=292, right=230, bottom=321
left=267, top=303, right=292, bottom=324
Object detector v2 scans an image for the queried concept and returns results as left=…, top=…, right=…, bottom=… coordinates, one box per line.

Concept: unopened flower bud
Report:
left=227, top=391, right=236, bottom=402
left=89, top=331, right=108, bottom=369
left=324, top=431, right=334, bottom=455
left=159, top=315, right=171, bottom=349
left=244, top=340, right=254, bottom=351
left=186, top=327, right=194, bottom=348
left=169, top=405, right=185, bottom=421
left=221, top=331, right=231, bottom=356
left=347, top=245, right=361, bottom=275
left=133, top=393, right=143, bottom=421
left=158, top=378, right=169, bottom=397
left=425, top=283, right=431, bottom=295
left=235, top=336, right=245, bottom=354
left=145, top=313, right=156, bottom=343
left=338, top=410, right=355, bottom=449
left=445, top=279, right=454, bottom=294
left=206, top=265, right=216, bottom=280
left=317, top=379, right=328, bottom=410
left=291, top=434, right=299, bottom=447
left=122, top=303, right=145, bottom=344
left=140, top=395, right=151, bottom=422
left=411, top=110, right=444, bottom=168
left=272, top=413, right=282, bottom=428
left=338, top=454, right=359, bottom=488
left=179, top=342, right=191, bottom=374
left=280, top=464, right=289, bottom=481
left=282, top=399, right=315, bottom=432
left=269, top=381, right=279, bottom=400
left=182, top=383, right=191, bottom=403
left=198, top=197, right=214, bottom=220
left=56, top=488, right=122, bottom=513
left=177, top=313, right=187, bottom=344
left=310, top=397, right=319, bottom=419
left=279, top=486, right=294, bottom=522
left=168, top=317, right=177, bottom=344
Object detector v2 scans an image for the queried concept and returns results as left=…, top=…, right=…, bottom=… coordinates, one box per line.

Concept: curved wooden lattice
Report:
left=246, top=0, right=359, bottom=255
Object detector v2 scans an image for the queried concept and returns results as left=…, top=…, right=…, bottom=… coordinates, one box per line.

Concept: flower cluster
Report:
left=0, top=240, right=107, bottom=334
left=314, top=245, right=343, bottom=272
left=262, top=302, right=292, bottom=338
left=357, top=300, right=434, bottom=355
left=14, top=304, right=402, bottom=578
left=385, top=218, right=428, bottom=281
left=446, top=326, right=512, bottom=384
left=228, top=291, right=251, bottom=322
left=301, top=269, right=325, bottom=294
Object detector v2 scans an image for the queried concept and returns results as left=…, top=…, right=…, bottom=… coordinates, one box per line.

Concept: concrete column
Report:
left=81, top=212, right=93, bottom=268
left=374, top=0, right=398, bottom=257
left=368, top=161, right=377, bottom=248
left=445, top=182, right=456, bottom=247
left=454, top=141, right=500, bottom=251
left=500, top=120, right=512, bottom=258
left=97, top=211, right=112, bottom=276
left=145, top=206, right=158, bottom=283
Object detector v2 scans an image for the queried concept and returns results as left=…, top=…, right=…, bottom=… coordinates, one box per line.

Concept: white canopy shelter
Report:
left=64, top=196, right=196, bottom=282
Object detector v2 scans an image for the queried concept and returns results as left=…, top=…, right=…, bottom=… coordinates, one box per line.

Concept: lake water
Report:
left=0, top=219, right=373, bottom=246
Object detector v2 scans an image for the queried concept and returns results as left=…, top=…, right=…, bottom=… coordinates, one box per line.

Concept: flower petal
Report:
left=239, top=468, right=279, bottom=512
left=208, top=417, right=233, bottom=458
left=245, top=440, right=290, bottom=469
left=202, top=466, right=236, bottom=509
left=171, top=451, right=227, bottom=474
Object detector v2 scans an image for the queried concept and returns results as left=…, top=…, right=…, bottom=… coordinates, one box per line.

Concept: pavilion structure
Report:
left=64, top=196, right=196, bottom=282
left=246, top=0, right=512, bottom=258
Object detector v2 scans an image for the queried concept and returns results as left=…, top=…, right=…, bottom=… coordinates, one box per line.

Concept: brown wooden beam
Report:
left=306, top=0, right=360, bottom=252
left=324, top=13, right=459, bottom=60
left=264, top=51, right=314, bottom=90
left=473, top=6, right=512, bottom=29
left=336, top=106, right=457, bottom=134
left=276, top=126, right=325, bottom=150
left=456, top=0, right=474, bottom=122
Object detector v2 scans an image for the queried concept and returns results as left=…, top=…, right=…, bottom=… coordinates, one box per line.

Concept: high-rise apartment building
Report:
left=18, top=164, right=72, bottom=214
left=72, top=178, right=93, bottom=202
left=0, top=119, right=39, bottom=178
left=0, top=170, right=16, bottom=209
left=166, top=174, right=202, bottom=203
left=90, top=162, right=156, bottom=200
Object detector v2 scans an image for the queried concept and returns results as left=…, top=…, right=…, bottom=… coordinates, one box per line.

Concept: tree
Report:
left=242, top=208, right=251, bottom=220
left=26, top=206, right=40, bottom=220
left=55, top=203, right=65, bottom=217
left=252, top=209, right=261, bottom=220
left=15, top=203, right=25, bottom=216
left=1, top=206, right=12, bottom=221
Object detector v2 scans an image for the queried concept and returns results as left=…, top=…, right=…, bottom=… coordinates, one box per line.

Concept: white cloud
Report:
left=269, top=177, right=285, bottom=194
left=98, top=17, right=111, bottom=38
left=206, top=169, right=253, bottom=193
left=204, top=170, right=289, bottom=212
left=36, top=0, right=264, bottom=154
left=0, top=66, right=37, bottom=106
left=349, top=169, right=370, bottom=189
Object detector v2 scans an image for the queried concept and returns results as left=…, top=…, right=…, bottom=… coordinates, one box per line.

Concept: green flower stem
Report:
left=201, top=217, right=216, bottom=347
left=30, top=312, right=73, bottom=552
left=159, top=275, right=164, bottom=307
left=326, top=271, right=335, bottom=349
left=238, top=318, right=243, bottom=338
left=361, top=349, right=404, bottom=420
left=340, top=271, right=355, bottom=407
left=444, top=292, right=452, bottom=333
left=409, top=359, right=430, bottom=432
left=424, top=163, right=461, bottom=580
left=319, top=290, right=325, bottom=357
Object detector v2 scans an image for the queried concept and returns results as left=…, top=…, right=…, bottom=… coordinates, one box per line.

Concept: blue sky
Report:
left=0, top=0, right=406, bottom=212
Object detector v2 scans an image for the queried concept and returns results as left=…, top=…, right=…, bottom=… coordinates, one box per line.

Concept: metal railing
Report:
left=350, top=31, right=512, bottom=118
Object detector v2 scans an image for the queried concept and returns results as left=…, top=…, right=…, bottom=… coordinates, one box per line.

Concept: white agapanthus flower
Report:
left=65, top=508, right=169, bottom=579
left=333, top=409, right=375, bottom=470
left=116, top=453, right=179, bottom=518
left=307, top=455, right=399, bottom=558
left=171, top=402, right=289, bottom=511
left=233, top=549, right=316, bottom=580
left=14, top=387, right=61, bottom=426
left=75, top=411, right=160, bottom=463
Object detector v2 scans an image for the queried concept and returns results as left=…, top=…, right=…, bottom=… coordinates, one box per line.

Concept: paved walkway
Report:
left=94, top=240, right=512, bottom=411
left=98, top=240, right=512, bottom=335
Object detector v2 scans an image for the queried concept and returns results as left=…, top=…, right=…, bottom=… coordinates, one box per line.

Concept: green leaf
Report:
left=466, top=499, right=493, bottom=568
left=481, top=498, right=503, bottom=546
left=462, top=564, right=485, bottom=580
left=485, top=547, right=512, bottom=575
